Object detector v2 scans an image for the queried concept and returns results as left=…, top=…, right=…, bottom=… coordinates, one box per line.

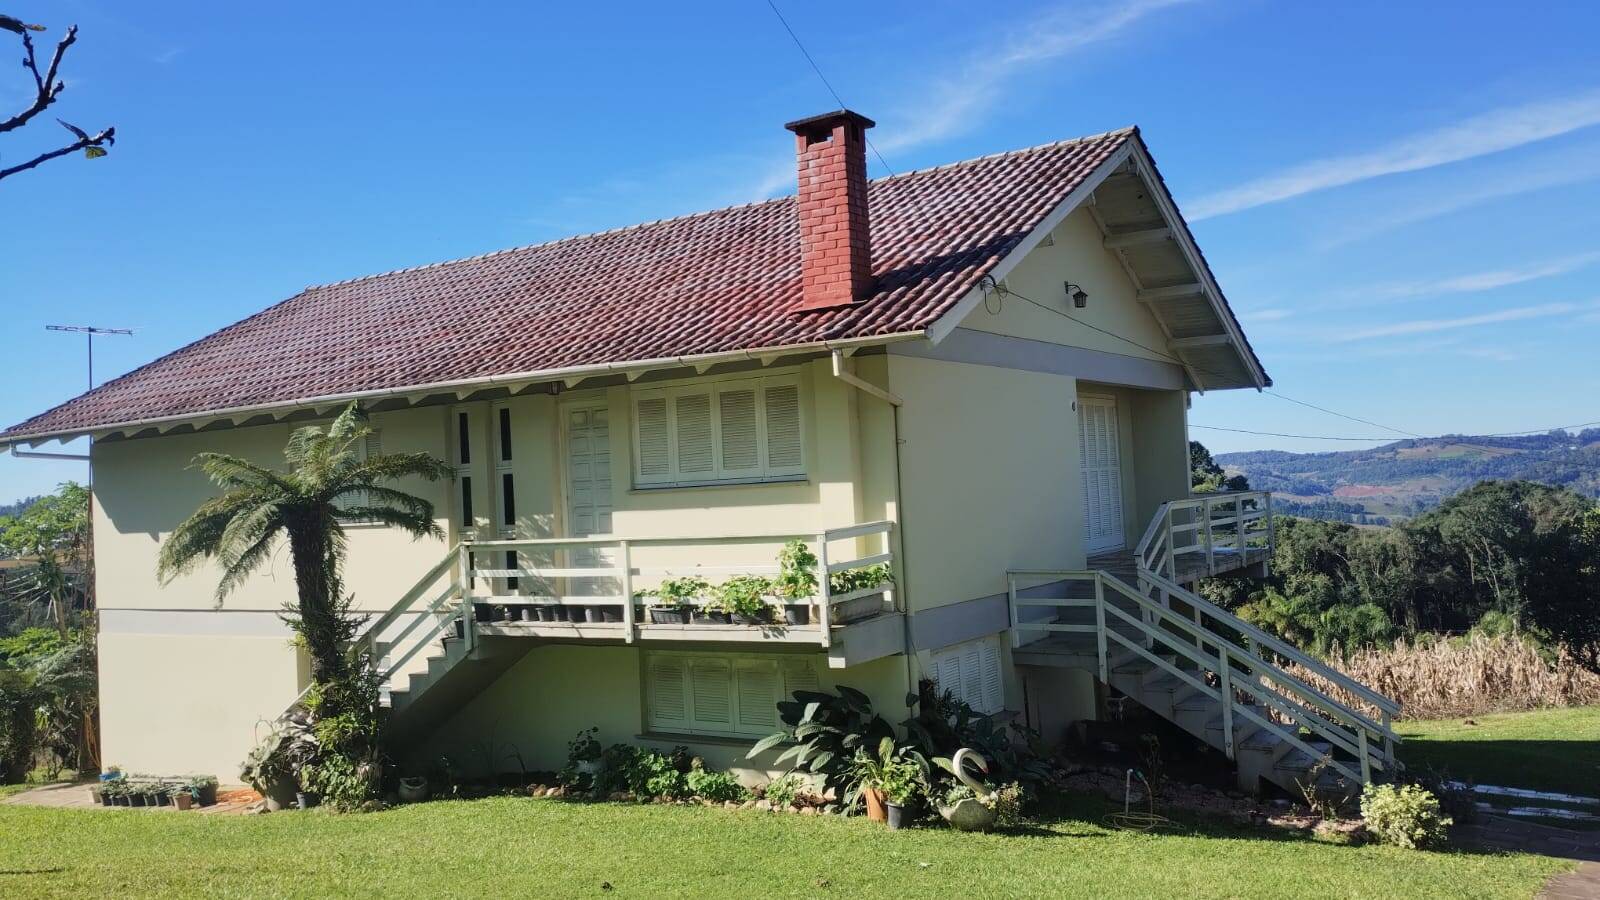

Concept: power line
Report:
left=1191, top=425, right=1394, bottom=442
left=762, top=0, right=899, bottom=178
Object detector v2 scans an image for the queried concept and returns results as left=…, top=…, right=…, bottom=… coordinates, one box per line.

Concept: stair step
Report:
left=1239, top=728, right=1286, bottom=752
left=1144, top=669, right=1203, bottom=693
left=1173, top=691, right=1219, bottom=713
left=1274, top=743, right=1336, bottom=772
left=1205, top=706, right=1267, bottom=733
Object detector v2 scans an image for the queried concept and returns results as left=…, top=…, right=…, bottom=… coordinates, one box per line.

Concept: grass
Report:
left=1398, top=705, right=1600, bottom=797
left=0, top=792, right=1568, bottom=898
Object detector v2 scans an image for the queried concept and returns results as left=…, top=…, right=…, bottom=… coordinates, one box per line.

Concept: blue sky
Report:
left=3, top=0, right=1599, bottom=503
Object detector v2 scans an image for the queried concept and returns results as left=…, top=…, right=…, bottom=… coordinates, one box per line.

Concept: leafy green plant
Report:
left=749, top=686, right=896, bottom=796
left=1360, top=783, right=1452, bottom=849
left=762, top=773, right=803, bottom=810
left=848, top=736, right=927, bottom=807
left=829, top=563, right=893, bottom=595
left=686, top=765, right=749, bottom=803
left=773, top=540, right=819, bottom=602
left=712, top=575, right=772, bottom=618
left=637, top=576, right=711, bottom=610
left=902, top=679, right=1051, bottom=787
left=0, top=667, right=41, bottom=783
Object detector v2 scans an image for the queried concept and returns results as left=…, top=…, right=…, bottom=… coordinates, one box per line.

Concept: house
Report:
left=0, top=111, right=1399, bottom=794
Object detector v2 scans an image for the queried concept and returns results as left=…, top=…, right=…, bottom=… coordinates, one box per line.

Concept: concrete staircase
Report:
left=379, top=631, right=531, bottom=745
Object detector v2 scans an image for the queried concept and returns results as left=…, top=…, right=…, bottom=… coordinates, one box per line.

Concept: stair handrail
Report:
left=1097, top=573, right=1395, bottom=770
left=1135, top=490, right=1273, bottom=578
left=1138, top=566, right=1402, bottom=721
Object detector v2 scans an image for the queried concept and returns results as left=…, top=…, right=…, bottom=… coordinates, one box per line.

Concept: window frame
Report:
left=630, top=371, right=807, bottom=489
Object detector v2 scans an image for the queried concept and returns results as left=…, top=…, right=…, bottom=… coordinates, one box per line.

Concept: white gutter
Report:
left=0, top=331, right=928, bottom=449
left=9, top=446, right=90, bottom=461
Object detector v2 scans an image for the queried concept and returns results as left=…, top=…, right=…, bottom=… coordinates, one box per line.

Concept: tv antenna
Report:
left=46, top=324, right=134, bottom=390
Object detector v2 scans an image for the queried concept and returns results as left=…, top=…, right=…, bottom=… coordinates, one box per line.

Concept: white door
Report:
left=564, top=404, right=614, bottom=595
left=1078, top=396, right=1125, bottom=553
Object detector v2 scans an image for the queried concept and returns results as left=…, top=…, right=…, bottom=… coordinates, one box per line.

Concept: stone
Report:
left=800, top=806, right=817, bottom=816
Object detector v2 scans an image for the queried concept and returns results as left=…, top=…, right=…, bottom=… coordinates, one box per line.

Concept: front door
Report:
left=563, top=404, right=615, bottom=597
left=1078, top=395, right=1125, bottom=553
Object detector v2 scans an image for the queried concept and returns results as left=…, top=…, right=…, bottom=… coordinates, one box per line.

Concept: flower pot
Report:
left=173, top=792, right=194, bottom=811
left=88, top=787, right=102, bottom=805
left=534, top=605, right=556, bottom=623
left=398, top=776, right=431, bottom=804
left=262, top=778, right=297, bottom=812
left=733, top=607, right=774, bottom=626
left=128, top=792, right=147, bottom=808
left=938, top=798, right=997, bottom=832
left=472, top=602, right=494, bottom=623
left=863, top=787, right=888, bottom=823
left=296, top=791, right=321, bottom=810
left=886, top=802, right=910, bottom=830
left=453, top=619, right=465, bottom=639
left=582, top=606, right=602, bottom=624
left=598, top=606, right=623, bottom=624
left=833, top=592, right=886, bottom=624
left=648, top=607, right=691, bottom=625
left=691, top=610, right=731, bottom=625
left=783, top=604, right=812, bottom=626
left=153, top=791, right=171, bottom=807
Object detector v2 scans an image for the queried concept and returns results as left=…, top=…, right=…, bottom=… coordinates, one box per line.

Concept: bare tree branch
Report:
left=2, top=22, right=75, bottom=134
left=0, top=124, right=113, bottom=181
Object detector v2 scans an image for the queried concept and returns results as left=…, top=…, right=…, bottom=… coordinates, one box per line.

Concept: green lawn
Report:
left=0, top=793, right=1568, bottom=899
left=1397, top=705, right=1600, bottom=797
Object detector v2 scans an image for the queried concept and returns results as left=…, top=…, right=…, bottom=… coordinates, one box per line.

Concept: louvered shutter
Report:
left=979, top=638, right=1005, bottom=714
left=717, top=387, right=761, bottom=475
left=763, top=382, right=803, bottom=474
left=735, top=659, right=781, bottom=732
left=689, top=657, right=733, bottom=731
left=675, top=392, right=715, bottom=477
left=781, top=657, right=821, bottom=699
left=647, top=655, right=689, bottom=732
left=634, top=396, right=671, bottom=483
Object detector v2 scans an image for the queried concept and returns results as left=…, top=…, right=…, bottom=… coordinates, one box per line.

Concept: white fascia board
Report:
left=924, top=141, right=1135, bottom=347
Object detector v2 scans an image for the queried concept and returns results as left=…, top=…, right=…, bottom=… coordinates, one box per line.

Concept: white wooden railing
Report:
left=1007, top=568, right=1401, bottom=785
left=1136, top=490, right=1274, bottom=581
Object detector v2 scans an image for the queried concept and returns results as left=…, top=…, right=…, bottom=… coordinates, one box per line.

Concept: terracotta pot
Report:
left=173, top=792, right=194, bottom=811
left=863, top=787, right=888, bottom=823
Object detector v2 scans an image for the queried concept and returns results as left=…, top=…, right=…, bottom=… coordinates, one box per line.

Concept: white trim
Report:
left=925, top=141, right=1135, bottom=346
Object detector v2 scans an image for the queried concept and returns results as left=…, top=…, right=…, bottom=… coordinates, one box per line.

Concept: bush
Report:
left=1360, top=783, right=1452, bottom=849
left=763, top=773, right=803, bottom=810
left=0, top=668, right=41, bottom=783
left=749, top=686, right=894, bottom=797
left=686, top=766, right=750, bottom=803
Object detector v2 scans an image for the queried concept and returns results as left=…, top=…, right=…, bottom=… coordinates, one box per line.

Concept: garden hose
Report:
left=1104, top=769, right=1172, bottom=832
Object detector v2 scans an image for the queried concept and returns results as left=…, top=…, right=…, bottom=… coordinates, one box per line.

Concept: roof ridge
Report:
left=304, top=127, right=1138, bottom=292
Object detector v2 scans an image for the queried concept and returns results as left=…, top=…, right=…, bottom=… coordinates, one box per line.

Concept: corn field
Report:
left=1285, top=634, right=1600, bottom=721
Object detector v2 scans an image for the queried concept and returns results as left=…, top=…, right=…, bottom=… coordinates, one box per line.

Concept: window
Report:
left=929, top=636, right=1005, bottom=715
left=334, top=428, right=383, bottom=521
left=644, top=651, right=821, bottom=738
left=631, top=374, right=805, bottom=487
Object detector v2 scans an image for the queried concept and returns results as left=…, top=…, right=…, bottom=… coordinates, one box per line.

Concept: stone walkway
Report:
left=3, top=780, right=260, bottom=814
left=1460, top=813, right=1600, bottom=899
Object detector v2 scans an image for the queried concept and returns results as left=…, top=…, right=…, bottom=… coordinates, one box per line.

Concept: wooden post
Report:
left=1218, top=645, right=1235, bottom=760
left=1381, top=709, right=1394, bottom=771
left=1264, top=493, right=1275, bottom=577
left=1233, top=498, right=1244, bottom=553
left=1203, top=498, right=1215, bottom=575
left=458, top=543, right=475, bottom=654
left=1093, top=575, right=1108, bottom=683
left=619, top=540, right=635, bottom=644
left=1359, top=727, right=1371, bottom=784
left=816, top=534, right=832, bottom=649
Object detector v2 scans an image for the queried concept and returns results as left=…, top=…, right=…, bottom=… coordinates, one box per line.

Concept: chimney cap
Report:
left=783, top=109, right=876, bottom=135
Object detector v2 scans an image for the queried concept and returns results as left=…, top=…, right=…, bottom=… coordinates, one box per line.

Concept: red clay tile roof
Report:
left=3, top=127, right=1230, bottom=441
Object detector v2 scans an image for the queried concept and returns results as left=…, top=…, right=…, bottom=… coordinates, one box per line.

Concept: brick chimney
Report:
left=785, top=109, right=875, bottom=311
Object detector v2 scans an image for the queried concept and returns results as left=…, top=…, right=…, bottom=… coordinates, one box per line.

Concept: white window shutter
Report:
left=735, top=659, right=781, bottom=731
left=781, top=657, right=820, bottom=698
left=763, top=382, right=803, bottom=473
left=689, top=657, right=733, bottom=730
left=634, top=396, right=671, bottom=482
left=717, top=387, right=761, bottom=474
left=675, top=392, right=715, bottom=476
left=647, top=655, right=688, bottom=731
left=980, top=638, right=1004, bottom=714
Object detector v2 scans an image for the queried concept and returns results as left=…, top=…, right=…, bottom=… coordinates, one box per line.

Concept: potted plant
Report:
left=99, top=778, right=127, bottom=806
left=774, top=540, right=819, bottom=625
left=398, top=775, right=431, bottom=803
left=242, top=720, right=311, bottom=812
left=717, top=575, right=775, bottom=625
left=190, top=775, right=219, bottom=807
left=830, top=564, right=895, bottom=624
left=849, top=737, right=928, bottom=828
left=645, top=576, right=708, bottom=625
left=168, top=783, right=194, bottom=811
left=567, top=727, right=603, bottom=780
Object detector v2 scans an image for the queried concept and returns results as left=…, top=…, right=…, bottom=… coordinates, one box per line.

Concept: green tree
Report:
left=1190, top=441, right=1249, bottom=493
left=0, top=483, right=89, bottom=637
left=156, top=403, right=451, bottom=706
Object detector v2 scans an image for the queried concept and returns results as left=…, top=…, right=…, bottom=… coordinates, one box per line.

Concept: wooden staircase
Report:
left=1010, top=492, right=1402, bottom=796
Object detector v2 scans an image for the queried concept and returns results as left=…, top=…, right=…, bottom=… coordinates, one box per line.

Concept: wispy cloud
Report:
left=743, top=0, right=1194, bottom=198
left=1348, top=251, right=1600, bottom=305
left=1330, top=301, right=1583, bottom=342
left=1189, top=88, right=1600, bottom=219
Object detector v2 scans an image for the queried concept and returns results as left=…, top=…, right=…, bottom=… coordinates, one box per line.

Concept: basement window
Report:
left=644, top=650, right=821, bottom=739
left=929, top=636, right=1005, bottom=715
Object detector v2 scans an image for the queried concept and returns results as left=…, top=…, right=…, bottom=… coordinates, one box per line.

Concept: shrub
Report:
left=763, top=773, right=803, bottom=810
left=773, top=540, right=819, bottom=601
left=1360, top=783, right=1452, bottom=849
left=0, top=668, right=40, bottom=783
left=686, top=766, right=750, bottom=803
left=748, top=686, right=895, bottom=796
left=712, top=575, right=772, bottom=618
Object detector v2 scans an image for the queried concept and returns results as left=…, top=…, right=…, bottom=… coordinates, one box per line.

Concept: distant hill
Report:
left=1216, top=429, right=1600, bottom=524
left=0, top=495, right=40, bottom=520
